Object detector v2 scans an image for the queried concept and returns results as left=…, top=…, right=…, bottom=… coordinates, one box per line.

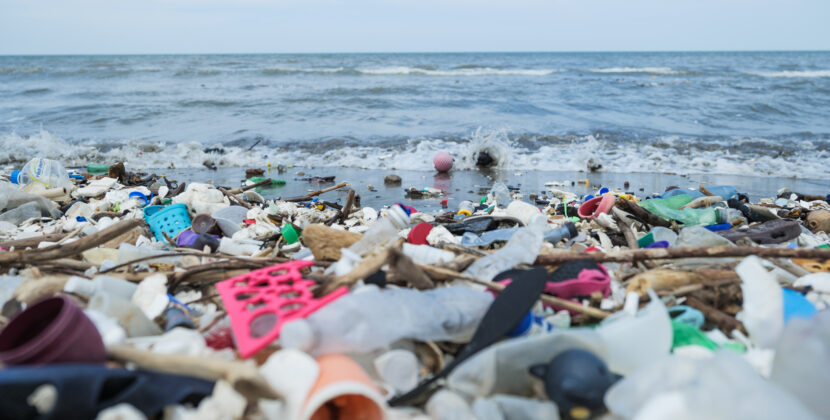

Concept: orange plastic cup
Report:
left=303, top=354, right=387, bottom=420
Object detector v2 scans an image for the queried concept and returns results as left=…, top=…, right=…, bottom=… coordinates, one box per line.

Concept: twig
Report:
left=283, top=182, right=348, bottom=202
left=418, top=264, right=610, bottom=319
left=0, top=219, right=142, bottom=265
left=535, top=246, right=830, bottom=265
left=616, top=198, right=671, bottom=228
left=107, top=345, right=280, bottom=401
left=227, top=178, right=273, bottom=194
left=0, top=233, right=68, bottom=250
left=685, top=295, right=746, bottom=335
left=219, top=187, right=252, bottom=209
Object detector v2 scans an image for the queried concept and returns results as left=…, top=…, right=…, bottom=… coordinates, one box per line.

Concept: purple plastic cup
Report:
left=177, top=229, right=199, bottom=247
left=0, top=295, right=106, bottom=365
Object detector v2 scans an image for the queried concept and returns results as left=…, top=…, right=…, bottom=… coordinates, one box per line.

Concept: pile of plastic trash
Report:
left=1, top=157, right=830, bottom=420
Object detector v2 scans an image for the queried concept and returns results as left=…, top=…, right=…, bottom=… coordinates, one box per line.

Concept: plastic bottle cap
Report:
left=282, top=224, right=300, bottom=244
left=408, top=223, right=433, bottom=245
left=10, top=170, right=21, bottom=184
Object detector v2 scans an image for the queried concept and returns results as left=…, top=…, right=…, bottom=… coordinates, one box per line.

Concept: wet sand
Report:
left=147, top=166, right=830, bottom=212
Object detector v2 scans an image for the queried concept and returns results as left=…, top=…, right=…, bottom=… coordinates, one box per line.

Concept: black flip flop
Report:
left=389, top=267, right=547, bottom=406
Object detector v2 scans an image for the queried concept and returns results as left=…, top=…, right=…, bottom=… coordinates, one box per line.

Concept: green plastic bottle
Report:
left=247, top=177, right=286, bottom=186
left=640, top=195, right=725, bottom=226
left=86, top=163, right=110, bottom=174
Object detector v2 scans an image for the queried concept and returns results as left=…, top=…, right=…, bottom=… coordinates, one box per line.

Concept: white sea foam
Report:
left=1, top=130, right=827, bottom=179
left=356, top=67, right=558, bottom=76
left=749, top=70, right=830, bottom=78
left=588, top=67, right=678, bottom=75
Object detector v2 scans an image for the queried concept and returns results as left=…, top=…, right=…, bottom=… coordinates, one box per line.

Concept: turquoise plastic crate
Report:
left=143, top=204, right=191, bottom=241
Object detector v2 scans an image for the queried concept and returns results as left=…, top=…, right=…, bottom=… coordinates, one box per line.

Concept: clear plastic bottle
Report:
left=489, top=183, right=512, bottom=206
left=279, top=286, right=493, bottom=355
left=595, top=290, right=672, bottom=375
left=463, top=227, right=544, bottom=282
left=64, top=275, right=139, bottom=300
left=345, top=205, right=410, bottom=257
left=10, top=158, right=72, bottom=189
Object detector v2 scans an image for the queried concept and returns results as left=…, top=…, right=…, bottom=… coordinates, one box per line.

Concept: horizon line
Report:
left=2, top=49, right=829, bottom=57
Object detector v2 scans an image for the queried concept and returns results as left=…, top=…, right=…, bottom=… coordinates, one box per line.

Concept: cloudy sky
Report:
left=2, top=0, right=828, bottom=54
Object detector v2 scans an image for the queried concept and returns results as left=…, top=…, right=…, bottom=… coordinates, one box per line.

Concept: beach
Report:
left=145, top=166, right=830, bottom=212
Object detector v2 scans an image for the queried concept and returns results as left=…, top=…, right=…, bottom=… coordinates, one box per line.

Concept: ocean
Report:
left=1, top=51, right=829, bottom=178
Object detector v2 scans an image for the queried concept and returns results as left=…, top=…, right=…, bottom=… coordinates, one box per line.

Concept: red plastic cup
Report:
left=0, top=295, right=107, bottom=365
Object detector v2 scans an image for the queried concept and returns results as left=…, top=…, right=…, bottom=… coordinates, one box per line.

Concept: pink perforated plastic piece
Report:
left=215, top=260, right=348, bottom=358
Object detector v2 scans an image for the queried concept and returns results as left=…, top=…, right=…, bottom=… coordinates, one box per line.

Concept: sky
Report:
left=1, top=0, right=829, bottom=55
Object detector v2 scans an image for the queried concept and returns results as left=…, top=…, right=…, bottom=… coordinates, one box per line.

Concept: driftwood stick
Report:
left=535, top=246, right=830, bottom=265
left=616, top=198, right=672, bottom=228
left=684, top=296, right=746, bottom=335
left=339, top=189, right=356, bottom=223
left=227, top=178, right=274, bottom=194
left=615, top=215, right=639, bottom=249
left=107, top=344, right=280, bottom=401
left=0, top=219, right=142, bottom=265
left=0, top=233, right=69, bottom=250
left=419, top=264, right=610, bottom=319
left=283, top=182, right=348, bottom=202
left=219, top=187, right=252, bottom=209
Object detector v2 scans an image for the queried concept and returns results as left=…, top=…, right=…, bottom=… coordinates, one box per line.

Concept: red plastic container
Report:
left=0, top=295, right=106, bottom=365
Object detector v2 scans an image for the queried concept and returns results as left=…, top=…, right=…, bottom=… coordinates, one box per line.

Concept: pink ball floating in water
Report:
left=433, top=152, right=454, bottom=172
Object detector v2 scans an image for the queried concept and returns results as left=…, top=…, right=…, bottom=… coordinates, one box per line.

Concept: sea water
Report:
left=1, top=51, right=828, bottom=178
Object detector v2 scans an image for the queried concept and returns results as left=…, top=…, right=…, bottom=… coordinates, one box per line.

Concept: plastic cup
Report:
left=302, top=354, right=387, bottom=420
left=191, top=214, right=217, bottom=234
left=0, top=295, right=106, bottom=365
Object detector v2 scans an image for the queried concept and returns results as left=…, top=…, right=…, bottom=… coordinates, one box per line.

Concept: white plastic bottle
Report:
left=10, top=158, right=72, bottom=189
left=64, top=275, right=139, bottom=300
left=345, top=205, right=410, bottom=257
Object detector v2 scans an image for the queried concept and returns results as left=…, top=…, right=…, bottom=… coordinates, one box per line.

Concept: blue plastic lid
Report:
left=583, top=194, right=595, bottom=202
left=598, top=187, right=609, bottom=195
left=10, top=170, right=21, bottom=184
left=704, top=223, right=732, bottom=232
left=645, top=240, right=670, bottom=248
left=128, top=191, right=149, bottom=205
left=506, top=312, right=533, bottom=337
left=783, top=289, right=817, bottom=323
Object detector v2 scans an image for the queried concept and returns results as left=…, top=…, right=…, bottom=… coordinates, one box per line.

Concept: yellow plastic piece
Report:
left=457, top=209, right=472, bottom=216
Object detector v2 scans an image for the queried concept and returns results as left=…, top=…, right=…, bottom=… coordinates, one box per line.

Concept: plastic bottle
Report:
left=506, top=312, right=553, bottom=337
left=87, top=292, right=162, bottom=337
left=506, top=201, right=542, bottom=226
left=64, top=275, right=138, bottom=300
left=218, top=237, right=263, bottom=256
left=10, top=158, right=72, bottom=190
left=770, top=311, right=830, bottom=418
left=463, top=228, right=544, bottom=282
left=279, top=285, right=493, bottom=355
left=0, top=201, right=43, bottom=224
left=462, top=223, right=577, bottom=247
left=489, top=183, right=512, bottom=206
left=345, top=205, right=410, bottom=257
left=457, top=200, right=475, bottom=216
left=637, top=226, right=678, bottom=248
left=402, top=243, right=456, bottom=265
left=674, top=225, right=735, bottom=247
left=595, top=290, right=672, bottom=375
left=735, top=255, right=783, bottom=348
